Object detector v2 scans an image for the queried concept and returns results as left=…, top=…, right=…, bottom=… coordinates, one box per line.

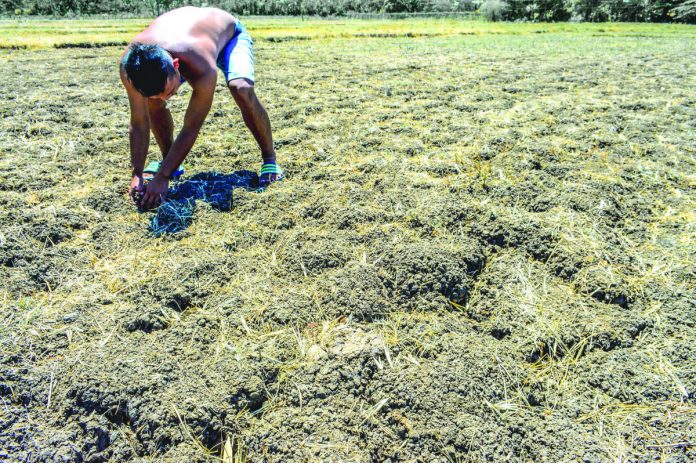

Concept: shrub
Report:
left=480, top=0, right=507, bottom=20
left=670, top=0, right=696, bottom=22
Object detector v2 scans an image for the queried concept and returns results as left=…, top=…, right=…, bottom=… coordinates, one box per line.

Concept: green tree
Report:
left=534, top=0, right=571, bottom=19
left=480, top=0, right=507, bottom=19
left=670, top=0, right=696, bottom=21
left=384, top=0, right=425, bottom=12
left=569, top=0, right=595, bottom=20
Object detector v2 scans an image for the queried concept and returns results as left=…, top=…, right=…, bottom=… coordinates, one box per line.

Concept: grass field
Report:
left=1, top=17, right=695, bottom=463
left=1, top=16, right=696, bottom=48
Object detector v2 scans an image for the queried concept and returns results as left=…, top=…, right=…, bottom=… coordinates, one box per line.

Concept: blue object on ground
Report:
left=148, top=170, right=259, bottom=236
left=150, top=198, right=196, bottom=236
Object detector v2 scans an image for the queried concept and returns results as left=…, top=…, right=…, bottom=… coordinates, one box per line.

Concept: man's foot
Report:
left=259, top=162, right=284, bottom=187
left=143, top=160, right=184, bottom=182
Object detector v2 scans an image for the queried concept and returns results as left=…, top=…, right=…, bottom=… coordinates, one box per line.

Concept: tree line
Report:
left=2, top=0, right=695, bottom=22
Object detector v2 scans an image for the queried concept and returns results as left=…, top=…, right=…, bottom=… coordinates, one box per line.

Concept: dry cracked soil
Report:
left=1, top=25, right=695, bottom=463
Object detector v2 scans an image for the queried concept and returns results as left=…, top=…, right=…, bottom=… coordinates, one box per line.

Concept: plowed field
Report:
left=1, top=18, right=695, bottom=463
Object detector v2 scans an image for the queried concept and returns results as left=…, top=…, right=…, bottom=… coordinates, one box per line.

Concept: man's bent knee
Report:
left=228, top=78, right=255, bottom=103
left=148, top=98, right=168, bottom=118
left=148, top=98, right=167, bottom=110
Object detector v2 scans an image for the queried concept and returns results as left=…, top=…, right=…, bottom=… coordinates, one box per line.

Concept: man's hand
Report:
left=140, top=175, right=170, bottom=211
left=129, top=174, right=145, bottom=204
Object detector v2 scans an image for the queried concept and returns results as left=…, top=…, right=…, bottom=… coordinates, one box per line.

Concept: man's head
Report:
left=122, top=43, right=180, bottom=98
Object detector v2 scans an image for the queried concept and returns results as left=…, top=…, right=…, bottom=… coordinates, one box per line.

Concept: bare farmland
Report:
left=1, top=19, right=695, bottom=463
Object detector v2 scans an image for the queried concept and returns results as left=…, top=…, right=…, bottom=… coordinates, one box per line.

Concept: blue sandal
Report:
left=259, top=163, right=284, bottom=187
left=143, top=160, right=184, bottom=181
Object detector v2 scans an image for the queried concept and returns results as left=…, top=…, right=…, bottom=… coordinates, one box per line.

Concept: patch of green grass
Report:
left=1, top=16, right=695, bottom=48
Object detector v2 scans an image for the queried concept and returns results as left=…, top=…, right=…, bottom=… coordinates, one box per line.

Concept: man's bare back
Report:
left=132, top=7, right=237, bottom=84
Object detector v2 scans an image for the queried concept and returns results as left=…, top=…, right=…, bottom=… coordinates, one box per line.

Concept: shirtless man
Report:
left=120, top=6, right=282, bottom=210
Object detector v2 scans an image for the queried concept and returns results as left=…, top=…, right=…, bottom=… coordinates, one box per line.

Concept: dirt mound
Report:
left=466, top=252, right=649, bottom=360
left=52, top=319, right=276, bottom=462
left=321, top=239, right=484, bottom=320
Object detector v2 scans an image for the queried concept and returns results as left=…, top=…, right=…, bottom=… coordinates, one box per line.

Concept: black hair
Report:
left=121, top=43, right=175, bottom=97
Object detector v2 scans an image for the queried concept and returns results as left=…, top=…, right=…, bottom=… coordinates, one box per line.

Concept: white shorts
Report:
left=216, top=20, right=255, bottom=84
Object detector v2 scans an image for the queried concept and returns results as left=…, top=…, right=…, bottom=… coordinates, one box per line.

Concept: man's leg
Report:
left=228, top=78, right=280, bottom=184
left=148, top=98, right=174, bottom=157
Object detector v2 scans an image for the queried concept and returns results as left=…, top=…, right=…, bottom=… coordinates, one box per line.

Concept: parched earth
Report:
left=1, top=24, right=695, bottom=462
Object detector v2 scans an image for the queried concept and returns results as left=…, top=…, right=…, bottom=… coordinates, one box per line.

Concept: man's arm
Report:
left=140, top=70, right=216, bottom=210
left=120, top=67, right=151, bottom=204
left=157, top=70, right=217, bottom=179
left=120, top=68, right=150, bottom=175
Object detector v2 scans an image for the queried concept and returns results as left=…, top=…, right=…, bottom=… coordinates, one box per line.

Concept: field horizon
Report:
left=1, top=17, right=695, bottom=463
left=1, top=16, right=696, bottom=49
